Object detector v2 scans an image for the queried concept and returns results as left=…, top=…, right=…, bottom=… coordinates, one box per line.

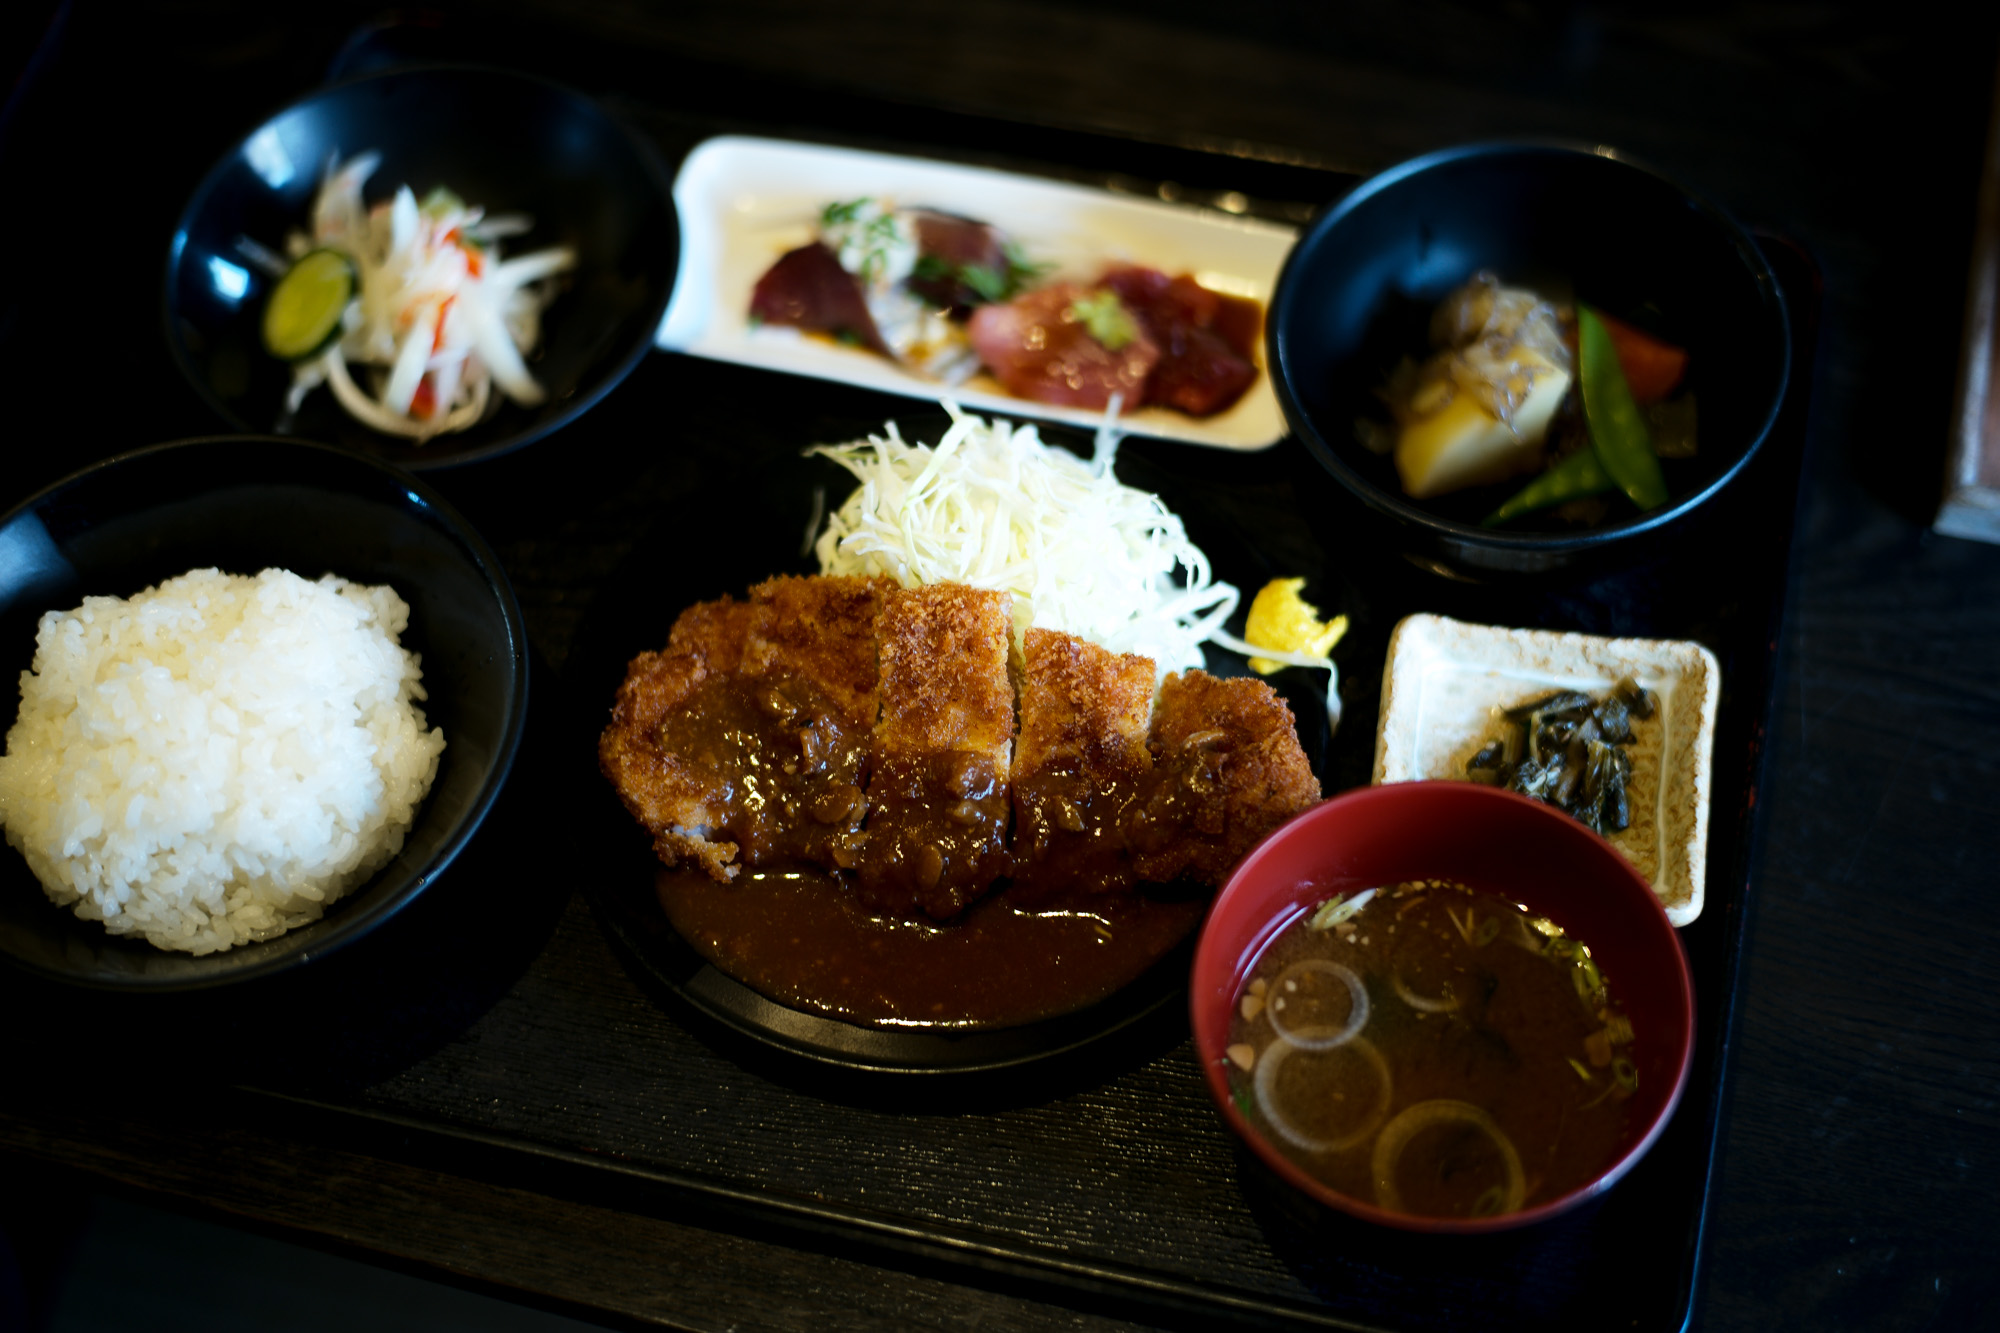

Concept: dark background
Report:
left=3, top=3, right=1998, bottom=1330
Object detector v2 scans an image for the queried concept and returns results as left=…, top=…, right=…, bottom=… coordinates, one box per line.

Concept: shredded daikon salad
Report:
left=808, top=402, right=1239, bottom=679
left=275, top=152, right=575, bottom=439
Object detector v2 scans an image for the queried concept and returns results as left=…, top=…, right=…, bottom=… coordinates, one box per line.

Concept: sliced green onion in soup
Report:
left=1253, top=1034, right=1392, bottom=1154
left=1307, top=887, right=1375, bottom=930
left=1371, top=1099, right=1526, bottom=1218
left=1265, top=959, right=1369, bottom=1050
left=1391, top=971, right=1459, bottom=1013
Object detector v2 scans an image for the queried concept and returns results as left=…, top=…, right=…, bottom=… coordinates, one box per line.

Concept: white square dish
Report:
left=1373, top=613, right=1720, bottom=925
left=657, top=135, right=1297, bottom=450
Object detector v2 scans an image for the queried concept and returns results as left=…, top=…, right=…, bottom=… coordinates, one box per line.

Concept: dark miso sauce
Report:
left=659, top=867, right=1205, bottom=1029
left=1226, top=879, right=1636, bottom=1220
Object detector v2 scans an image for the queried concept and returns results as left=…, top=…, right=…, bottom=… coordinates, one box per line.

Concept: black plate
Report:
left=0, top=437, right=529, bottom=989
left=567, top=409, right=1333, bottom=1074
left=164, top=64, right=677, bottom=470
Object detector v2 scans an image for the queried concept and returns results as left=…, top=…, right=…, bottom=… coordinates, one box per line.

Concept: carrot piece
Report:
left=1594, top=311, right=1687, bottom=404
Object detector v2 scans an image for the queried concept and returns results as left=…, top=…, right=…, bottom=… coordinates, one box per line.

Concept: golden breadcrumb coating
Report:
left=1134, top=670, right=1322, bottom=886
left=602, top=578, right=1323, bottom=914
left=1013, top=627, right=1155, bottom=784
left=743, top=574, right=893, bottom=730
left=859, top=583, right=1016, bottom=919
left=598, top=595, right=755, bottom=880
left=871, top=583, right=1015, bottom=764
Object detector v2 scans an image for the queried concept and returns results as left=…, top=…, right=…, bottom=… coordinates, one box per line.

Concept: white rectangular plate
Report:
left=658, top=135, right=1298, bottom=450
left=1372, top=613, right=1721, bottom=925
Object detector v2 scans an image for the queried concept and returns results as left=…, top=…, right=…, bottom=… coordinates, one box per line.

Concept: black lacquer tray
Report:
left=0, top=34, right=1820, bottom=1333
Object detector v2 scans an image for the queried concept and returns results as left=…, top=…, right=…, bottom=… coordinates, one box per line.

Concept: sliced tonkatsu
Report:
left=1008, top=627, right=1158, bottom=902
left=1008, top=636, right=1321, bottom=902
left=740, top=574, right=888, bottom=731
left=598, top=593, right=755, bottom=880
left=855, top=583, right=1016, bottom=920
left=603, top=575, right=1322, bottom=919
left=1129, top=669, right=1323, bottom=887
left=598, top=575, right=891, bottom=880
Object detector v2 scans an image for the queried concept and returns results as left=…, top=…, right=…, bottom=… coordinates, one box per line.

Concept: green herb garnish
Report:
left=958, top=262, right=1012, bottom=304
left=820, top=198, right=871, bottom=228
left=1003, top=240, right=1051, bottom=286
left=910, top=241, right=1049, bottom=306
left=1069, top=289, right=1138, bottom=350
left=912, top=253, right=955, bottom=285
left=818, top=199, right=908, bottom=284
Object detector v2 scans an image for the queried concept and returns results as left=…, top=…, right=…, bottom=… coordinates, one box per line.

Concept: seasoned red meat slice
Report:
left=1145, top=324, right=1258, bottom=417
left=1098, top=265, right=1261, bottom=417
left=966, top=283, right=1161, bottom=411
left=748, top=242, right=890, bottom=356
left=906, top=210, right=1010, bottom=311
left=1097, top=266, right=1262, bottom=357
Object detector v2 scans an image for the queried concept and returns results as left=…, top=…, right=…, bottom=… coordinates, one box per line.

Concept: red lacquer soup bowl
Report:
left=1190, top=782, right=1695, bottom=1233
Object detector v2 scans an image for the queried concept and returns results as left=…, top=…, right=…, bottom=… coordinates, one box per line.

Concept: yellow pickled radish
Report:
left=1243, top=578, right=1347, bottom=675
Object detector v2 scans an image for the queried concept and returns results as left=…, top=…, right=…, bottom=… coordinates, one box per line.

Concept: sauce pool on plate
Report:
left=658, top=867, right=1205, bottom=1028
left=1226, top=879, right=1637, bottom=1220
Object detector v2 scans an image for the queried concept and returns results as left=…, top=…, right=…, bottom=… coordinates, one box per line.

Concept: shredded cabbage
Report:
left=808, top=402, right=1238, bottom=679
left=274, top=152, right=575, bottom=440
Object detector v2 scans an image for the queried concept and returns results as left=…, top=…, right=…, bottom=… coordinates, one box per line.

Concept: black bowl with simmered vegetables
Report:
left=1267, top=142, right=1790, bottom=578
left=164, top=65, right=676, bottom=470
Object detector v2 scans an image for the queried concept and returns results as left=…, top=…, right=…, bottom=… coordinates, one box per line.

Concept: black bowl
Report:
left=0, top=438, right=529, bottom=989
left=1267, top=142, right=1790, bottom=578
left=165, top=65, right=676, bottom=470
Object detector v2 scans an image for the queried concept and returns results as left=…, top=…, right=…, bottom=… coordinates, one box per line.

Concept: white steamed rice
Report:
left=0, top=567, right=447, bottom=954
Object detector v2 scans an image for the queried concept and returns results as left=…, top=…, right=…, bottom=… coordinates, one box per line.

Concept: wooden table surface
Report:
left=2, top=4, right=1997, bottom=1330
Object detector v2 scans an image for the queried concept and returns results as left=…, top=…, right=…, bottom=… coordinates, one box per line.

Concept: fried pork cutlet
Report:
left=1129, top=670, right=1322, bottom=887
left=603, top=575, right=1324, bottom=919
left=856, top=583, right=1015, bottom=920
left=598, top=576, right=890, bottom=881
left=599, top=595, right=756, bottom=880
left=1009, top=628, right=1156, bottom=902
left=741, top=574, right=888, bottom=731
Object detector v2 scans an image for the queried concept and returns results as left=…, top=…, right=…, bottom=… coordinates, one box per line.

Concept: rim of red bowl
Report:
left=1190, top=781, right=1696, bottom=1234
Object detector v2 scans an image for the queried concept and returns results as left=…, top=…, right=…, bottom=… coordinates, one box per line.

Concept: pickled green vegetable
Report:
left=261, top=249, right=355, bottom=362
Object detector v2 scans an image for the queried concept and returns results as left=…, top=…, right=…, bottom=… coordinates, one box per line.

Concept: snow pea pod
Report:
left=1577, top=305, right=1669, bottom=511
left=1482, top=446, right=1615, bottom=526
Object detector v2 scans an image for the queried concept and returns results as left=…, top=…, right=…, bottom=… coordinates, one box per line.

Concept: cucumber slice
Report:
left=262, top=248, right=356, bottom=362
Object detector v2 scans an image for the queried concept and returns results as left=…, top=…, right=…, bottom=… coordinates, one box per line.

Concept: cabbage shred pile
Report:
left=808, top=403, right=1239, bottom=678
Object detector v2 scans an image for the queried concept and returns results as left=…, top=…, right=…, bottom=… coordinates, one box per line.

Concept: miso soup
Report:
left=1225, top=879, right=1636, bottom=1220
